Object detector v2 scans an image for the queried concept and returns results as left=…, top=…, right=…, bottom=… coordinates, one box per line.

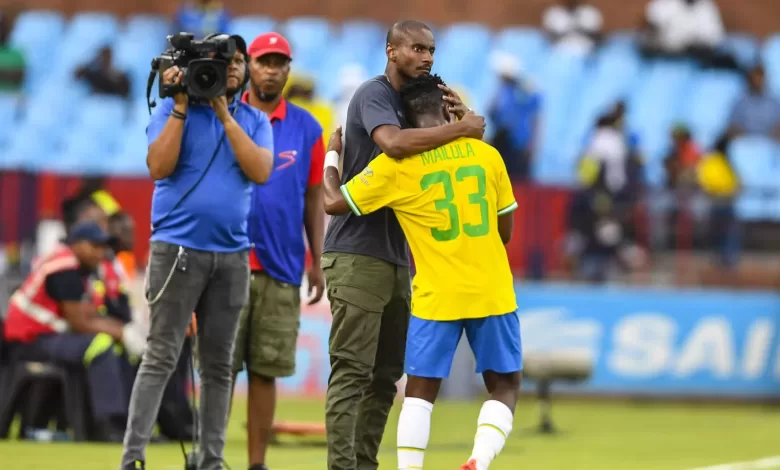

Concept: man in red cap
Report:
left=232, top=31, right=326, bottom=470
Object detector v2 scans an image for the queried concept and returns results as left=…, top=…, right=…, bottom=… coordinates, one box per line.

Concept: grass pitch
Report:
left=1, top=398, right=778, bottom=470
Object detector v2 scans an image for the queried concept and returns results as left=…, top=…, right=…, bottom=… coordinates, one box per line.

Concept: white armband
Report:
left=324, top=150, right=340, bottom=170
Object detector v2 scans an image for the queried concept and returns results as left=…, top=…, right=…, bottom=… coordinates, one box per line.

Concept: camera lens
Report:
left=193, top=65, right=219, bottom=91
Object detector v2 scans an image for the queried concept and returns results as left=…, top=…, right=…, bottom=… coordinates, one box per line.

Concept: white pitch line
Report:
left=686, top=455, right=780, bottom=470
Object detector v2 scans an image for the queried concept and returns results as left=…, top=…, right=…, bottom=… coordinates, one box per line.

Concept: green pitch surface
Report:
left=1, top=398, right=778, bottom=470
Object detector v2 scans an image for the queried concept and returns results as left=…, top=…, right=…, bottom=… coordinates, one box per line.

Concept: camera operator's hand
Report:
left=209, top=96, right=231, bottom=123
left=163, top=66, right=188, bottom=110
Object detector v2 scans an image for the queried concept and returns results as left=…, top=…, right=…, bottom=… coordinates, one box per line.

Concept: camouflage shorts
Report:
left=233, top=271, right=301, bottom=378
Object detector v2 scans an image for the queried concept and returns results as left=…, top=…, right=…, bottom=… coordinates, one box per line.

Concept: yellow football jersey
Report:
left=340, top=137, right=518, bottom=321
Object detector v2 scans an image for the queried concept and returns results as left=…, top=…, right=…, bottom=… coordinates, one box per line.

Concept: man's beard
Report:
left=252, top=84, right=281, bottom=102
left=226, top=86, right=241, bottom=98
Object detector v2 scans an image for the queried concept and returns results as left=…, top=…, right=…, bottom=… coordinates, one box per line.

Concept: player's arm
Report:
left=323, top=149, right=398, bottom=216
left=495, top=156, right=519, bottom=245
left=359, top=84, right=483, bottom=160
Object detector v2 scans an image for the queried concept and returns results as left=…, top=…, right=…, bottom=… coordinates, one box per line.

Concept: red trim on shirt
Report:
left=241, top=91, right=287, bottom=121
left=309, top=135, right=325, bottom=186
left=249, top=249, right=263, bottom=271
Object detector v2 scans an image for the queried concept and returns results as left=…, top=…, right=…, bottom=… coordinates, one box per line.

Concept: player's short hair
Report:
left=386, top=20, right=432, bottom=46
left=400, top=73, right=446, bottom=119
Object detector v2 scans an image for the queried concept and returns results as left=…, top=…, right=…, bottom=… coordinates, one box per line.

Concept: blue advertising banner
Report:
left=516, top=283, right=780, bottom=397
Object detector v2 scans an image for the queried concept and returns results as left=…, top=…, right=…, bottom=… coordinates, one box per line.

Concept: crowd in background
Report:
left=1, top=0, right=779, bottom=283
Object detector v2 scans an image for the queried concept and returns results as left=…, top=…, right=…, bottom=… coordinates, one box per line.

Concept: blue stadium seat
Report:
left=721, top=34, right=759, bottom=69
left=125, top=14, right=170, bottom=40
left=112, top=126, right=151, bottom=177
left=762, top=34, right=780, bottom=98
left=681, top=71, right=744, bottom=149
left=73, top=96, right=128, bottom=150
left=283, top=17, right=331, bottom=75
left=1, top=127, right=59, bottom=171
left=434, top=23, right=492, bottom=92
left=52, top=12, right=119, bottom=77
left=229, top=16, right=276, bottom=45
left=50, top=129, right=114, bottom=175
left=0, top=94, right=20, bottom=148
left=561, top=48, right=642, bottom=167
left=316, top=21, right=383, bottom=100
left=627, top=62, right=696, bottom=166
left=728, top=136, right=779, bottom=221
left=492, top=27, right=547, bottom=75
left=9, top=10, right=66, bottom=91
left=534, top=51, right=587, bottom=181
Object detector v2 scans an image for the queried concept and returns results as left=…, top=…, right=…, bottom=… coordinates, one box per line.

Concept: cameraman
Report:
left=120, top=34, right=274, bottom=470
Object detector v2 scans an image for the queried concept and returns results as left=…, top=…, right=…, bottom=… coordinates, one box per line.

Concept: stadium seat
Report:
left=0, top=94, right=20, bottom=148
left=229, top=15, right=276, bottom=45
left=8, top=10, right=66, bottom=91
left=627, top=62, right=696, bottom=167
left=54, top=12, right=120, bottom=74
left=434, top=23, right=493, bottom=93
left=316, top=20, right=383, bottom=99
left=492, top=27, right=547, bottom=76
left=50, top=131, right=113, bottom=175
left=112, top=126, right=151, bottom=177
left=283, top=17, right=331, bottom=76
left=73, top=96, right=128, bottom=149
left=680, top=71, right=744, bottom=149
left=534, top=51, right=587, bottom=182
left=728, top=136, right=779, bottom=220
left=1, top=127, right=59, bottom=171
left=125, top=14, right=170, bottom=40
left=761, top=34, right=780, bottom=98
left=721, top=34, right=759, bottom=69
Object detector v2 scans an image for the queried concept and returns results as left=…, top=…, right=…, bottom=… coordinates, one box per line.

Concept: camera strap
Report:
left=151, top=105, right=237, bottom=235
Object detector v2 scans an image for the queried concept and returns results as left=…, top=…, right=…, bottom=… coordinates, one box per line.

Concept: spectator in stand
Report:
left=0, top=9, right=25, bottom=92
left=697, top=135, right=741, bottom=268
left=75, top=46, right=131, bottom=98
left=664, top=124, right=702, bottom=191
left=488, top=51, right=540, bottom=181
left=285, top=75, right=335, bottom=143
left=173, top=0, right=230, bottom=39
left=542, top=0, right=603, bottom=56
left=640, top=0, right=738, bottom=69
left=728, top=64, right=780, bottom=141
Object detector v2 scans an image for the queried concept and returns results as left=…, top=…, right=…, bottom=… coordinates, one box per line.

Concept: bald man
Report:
left=322, top=20, right=486, bottom=470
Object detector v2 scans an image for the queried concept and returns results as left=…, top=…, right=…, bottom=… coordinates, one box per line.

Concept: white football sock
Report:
left=469, top=400, right=514, bottom=470
left=397, top=397, right=433, bottom=469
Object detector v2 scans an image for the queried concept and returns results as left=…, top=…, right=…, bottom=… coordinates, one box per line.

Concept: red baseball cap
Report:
left=248, top=32, right=292, bottom=60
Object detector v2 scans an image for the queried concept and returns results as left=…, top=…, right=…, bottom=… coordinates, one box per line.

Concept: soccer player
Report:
left=322, top=73, right=522, bottom=470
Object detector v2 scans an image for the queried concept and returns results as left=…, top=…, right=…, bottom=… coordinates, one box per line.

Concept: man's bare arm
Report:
left=322, top=167, right=350, bottom=215
left=372, top=111, right=485, bottom=159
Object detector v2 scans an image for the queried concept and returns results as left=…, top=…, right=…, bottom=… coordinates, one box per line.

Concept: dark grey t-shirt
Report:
left=323, top=75, right=409, bottom=266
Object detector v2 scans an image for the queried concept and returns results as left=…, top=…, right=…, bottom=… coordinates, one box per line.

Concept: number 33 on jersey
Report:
left=340, top=137, right=518, bottom=322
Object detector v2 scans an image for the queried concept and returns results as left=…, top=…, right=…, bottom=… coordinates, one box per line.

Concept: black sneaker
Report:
left=122, top=461, right=144, bottom=470
left=249, top=465, right=268, bottom=470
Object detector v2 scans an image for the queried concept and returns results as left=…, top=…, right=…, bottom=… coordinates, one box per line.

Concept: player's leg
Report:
left=355, top=263, right=411, bottom=470
left=397, top=316, right=462, bottom=470
left=322, top=253, right=394, bottom=470
left=461, top=311, right=523, bottom=470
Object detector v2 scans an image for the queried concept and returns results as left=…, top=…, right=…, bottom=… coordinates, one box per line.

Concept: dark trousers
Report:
left=13, top=332, right=132, bottom=419
left=322, top=252, right=411, bottom=470
left=121, top=241, right=249, bottom=470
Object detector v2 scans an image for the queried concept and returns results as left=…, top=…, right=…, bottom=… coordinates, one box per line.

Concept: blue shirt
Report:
left=489, top=81, right=541, bottom=151
left=146, top=98, right=274, bottom=252
left=243, top=95, right=324, bottom=286
left=729, top=92, right=780, bottom=137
